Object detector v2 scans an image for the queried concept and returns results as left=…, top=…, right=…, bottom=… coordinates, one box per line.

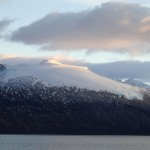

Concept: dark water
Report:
left=0, top=135, right=150, bottom=150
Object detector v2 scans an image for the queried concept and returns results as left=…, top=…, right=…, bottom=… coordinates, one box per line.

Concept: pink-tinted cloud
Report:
left=10, top=2, right=150, bottom=54
left=0, top=54, right=75, bottom=66
left=1, top=55, right=150, bottom=82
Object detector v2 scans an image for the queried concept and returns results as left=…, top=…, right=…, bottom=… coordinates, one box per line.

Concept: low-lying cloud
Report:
left=87, top=61, right=150, bottom=82
left=0, top=54, right=43, bottom=65
left=63, top=60, right=150, bottom=83
left=0, top=55, right=150, bottom=83
left=10, top=2, right=150, bottom=54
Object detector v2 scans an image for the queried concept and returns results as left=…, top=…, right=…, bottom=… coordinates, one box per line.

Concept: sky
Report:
left=0, top=0, right=150, bottom=82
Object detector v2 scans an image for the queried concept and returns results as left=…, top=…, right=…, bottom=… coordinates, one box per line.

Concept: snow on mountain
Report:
left=0, top=64, right=7, bottom=71
left=124, top=79, right=150, bottom=89
left=1, top=60, right=145, bottom=100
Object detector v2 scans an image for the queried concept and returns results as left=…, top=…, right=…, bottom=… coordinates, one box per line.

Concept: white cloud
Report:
left=0, top=54, right=75, bottom=66
left=1, top=55, right=150, bottom=83
left=0, top=55, right=41, bottom=65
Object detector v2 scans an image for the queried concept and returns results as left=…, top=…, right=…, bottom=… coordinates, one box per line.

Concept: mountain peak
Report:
left=0, top=64, right=7, bottom=71
left=124, top=79, right=150, bottom=89
left=41, top=59, right=62, bottom=65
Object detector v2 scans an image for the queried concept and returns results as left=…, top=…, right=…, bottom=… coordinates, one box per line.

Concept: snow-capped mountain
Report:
left=124, top=79, right=150, bottom=89
left=2, top=60, right=145, bottom=100
left=0, top=64, right=7, bottom=71
left=0, top=60, right=150, bottom=134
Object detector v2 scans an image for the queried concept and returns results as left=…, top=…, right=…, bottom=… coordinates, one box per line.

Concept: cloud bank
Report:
left=0, top=55, right=150, bottom=83
left=61, top=60, right=150, bottom=83
left=87, top=61, right=150, bottom=82
left=0, top=54, right=73, bottom=66
left=10, top=2, right=150, bottom=54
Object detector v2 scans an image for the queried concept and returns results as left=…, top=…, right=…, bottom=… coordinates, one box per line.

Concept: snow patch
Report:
left=3, top=61, right=145, bottom=100
left=124, top=79, right=150, bottom=89
left=40, top=59, right=62, bottom=65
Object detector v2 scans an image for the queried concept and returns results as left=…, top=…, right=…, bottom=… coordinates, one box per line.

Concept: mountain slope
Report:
left=124, top=79, right=150, bottom=89
left=0, top=61, right=150, bottom=134
left=0, top=64, right=7, bottom=71
left=0, top=76, right=149, bottom=134
left=4, top=60, right=144, bottom=100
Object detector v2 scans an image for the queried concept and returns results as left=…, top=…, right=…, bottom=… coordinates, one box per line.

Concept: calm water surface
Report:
left=0, top=135, right=150, bottom=150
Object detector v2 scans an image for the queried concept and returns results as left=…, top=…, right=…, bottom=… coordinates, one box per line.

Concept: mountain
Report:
left=0, top=64, right=7, bottom=71
left=0, top=60, right=150, bottom=135
left=4, top=60, right=143, bottom=100
left=124, top=79, right=150, bottom=89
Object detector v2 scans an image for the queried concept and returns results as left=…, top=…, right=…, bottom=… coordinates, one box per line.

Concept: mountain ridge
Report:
left=124, top=79, right=150, bottom=89
left=1, top=60, right=145, bottom=100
